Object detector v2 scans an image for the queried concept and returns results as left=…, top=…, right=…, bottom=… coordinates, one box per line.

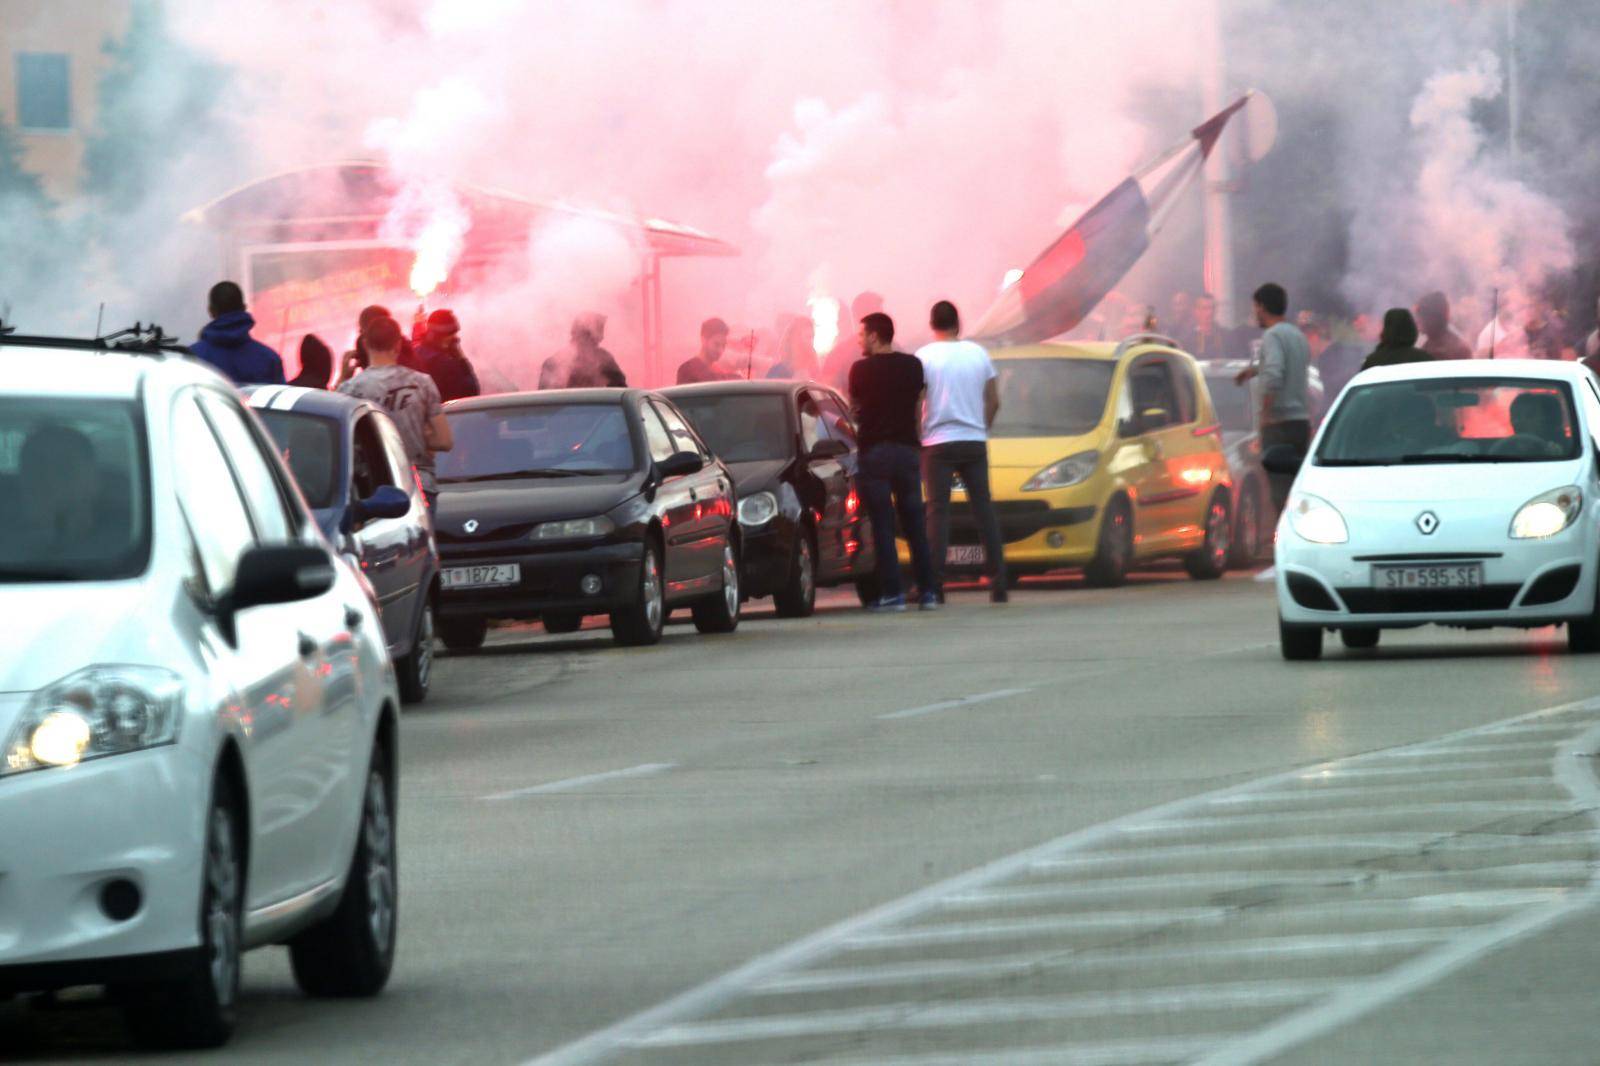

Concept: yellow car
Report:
left=917, top=337, right=1236, bottom=587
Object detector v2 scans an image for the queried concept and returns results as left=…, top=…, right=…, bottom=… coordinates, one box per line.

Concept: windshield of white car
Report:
left=438, top=404, right=637, bottom=483
left=991, top=359, right=1115, bottom=438
left=254, top=410, right=341, bottom=508
left=1315, top=378, right=1581, bottom=466
left=0, top=397, right=151, bottom=582
left=670, top=394, right=792, bottom=462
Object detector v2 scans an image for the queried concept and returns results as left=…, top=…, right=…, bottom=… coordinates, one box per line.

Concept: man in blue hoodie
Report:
left=190, top=281, right=285, bottom=385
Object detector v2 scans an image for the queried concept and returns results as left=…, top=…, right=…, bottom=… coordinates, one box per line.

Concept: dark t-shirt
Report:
left=849, top=351, right=924, bottom=450
left=676, top=355, right=733, bottom=384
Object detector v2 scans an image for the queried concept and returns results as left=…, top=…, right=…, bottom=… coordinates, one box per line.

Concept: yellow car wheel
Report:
left=1084, top=497, right=1132, bottom=588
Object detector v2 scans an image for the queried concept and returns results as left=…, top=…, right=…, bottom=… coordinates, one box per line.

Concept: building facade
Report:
left=1, top=0, right=128, bottom=199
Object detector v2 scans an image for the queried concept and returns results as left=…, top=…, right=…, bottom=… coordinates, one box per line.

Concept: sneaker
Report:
left=867, top=594, right=908, bottom=613
left=990, top=588, right=1010, bottom=605
left=918, top=592, right=941, bottom=611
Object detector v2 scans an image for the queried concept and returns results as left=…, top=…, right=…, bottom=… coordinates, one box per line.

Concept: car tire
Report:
left=1185, top=491, right=1231, bottom=581
left=1280, top=617, right=1323, bottom=661
left=396, top=601, right=433, bottom=705
left=122, top=777, right=243, bottom=1049
left=854, top=572, right=881, bottom=607
left=773, top=531, right=817, bottom=618
left=1569, top=604, right=1600, bottom=653
left=437, top=617, right=486, bottom=653
left=542, top=612, right=583, bottom=635
left=1228, top=480, right=1263, bottom=570
left=611, top=543, right=665, bottom=646
left=1340, top=627, right=1380, bottom=650
left=289, top=743, right=397, bottom=998
left=692, top=543, right=742, bottom=634
left=1085, top=496, right=1133, bottom=588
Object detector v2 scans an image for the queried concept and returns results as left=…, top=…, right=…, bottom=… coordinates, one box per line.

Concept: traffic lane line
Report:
left=878, top=688, right=1034, bottom=721
left=480, top=763, right=677, bottom=801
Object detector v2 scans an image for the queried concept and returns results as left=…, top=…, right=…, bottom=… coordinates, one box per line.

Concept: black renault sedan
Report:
left=433, top=389, right=740, bottom=649
left=661, top=380, right=877, bottom=616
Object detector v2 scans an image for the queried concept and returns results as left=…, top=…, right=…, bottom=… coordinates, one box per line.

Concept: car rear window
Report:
left=1316, top=377, right=1581, bottom=466
left=1207, top=376, right=1254, bottom=433
left=0, top=397, right=151, bottom=582
left=991, top=359, right=1115, bottom=438
left=439, top=403, right=637, bottom=482
left=254, top=409, right=341, bottom=509
left=670, top=394, right=792, bottom=462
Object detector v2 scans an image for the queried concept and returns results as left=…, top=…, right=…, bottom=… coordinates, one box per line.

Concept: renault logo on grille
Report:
left=463, top=519, right=480, bottom=534
left=1416, top=511, right=1439, bottom=535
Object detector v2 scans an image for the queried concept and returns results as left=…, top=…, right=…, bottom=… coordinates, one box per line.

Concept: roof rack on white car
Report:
left=0, top=319, right=190, bottom=357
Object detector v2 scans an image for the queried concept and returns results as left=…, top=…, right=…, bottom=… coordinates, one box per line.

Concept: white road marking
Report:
left=745, top=1035, right=1234, bottom=1066
left=521, top=696, right=1600, bottom=1066
left=1254, top=565, right=1277, bottom=582
left=480, top=762, right=676, bottom=801
left=878, top=687, right=1033, bottom=720
left=627, top=980, right=1343, bottom=1048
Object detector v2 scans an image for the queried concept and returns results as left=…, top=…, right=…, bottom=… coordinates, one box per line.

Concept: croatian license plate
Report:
left=1371, top=563, right=1483, bottom=590
left=946, top=545, right=986, bottom=567
left=442, top=563, right=521, bottom=590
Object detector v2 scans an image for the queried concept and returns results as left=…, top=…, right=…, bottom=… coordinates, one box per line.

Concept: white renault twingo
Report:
left=0, top=335, right=399, bottom=1047
left=1271, top=359, right=1600, bottom=660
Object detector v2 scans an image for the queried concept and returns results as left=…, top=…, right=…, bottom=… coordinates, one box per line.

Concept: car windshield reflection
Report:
left=991, top=359, right=1115, bottom=438
left=439, top=404, right=637, bottom=483
left=670, top=394, right=792, bottom=462
left=1316, top=378, right=1580, bottom=466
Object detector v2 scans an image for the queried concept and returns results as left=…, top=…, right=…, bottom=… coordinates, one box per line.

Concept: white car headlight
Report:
left=1510, top=486, right=1581, bottom=539
left=531, top=516, right=616, bottom=541
left=738, top=491, right=779, bottom=527
left=3, top=666, right=184, bottom=776
left=1022, top=450, right=1100, bottom=491
left=1288, top=493, right=1349, bottom=545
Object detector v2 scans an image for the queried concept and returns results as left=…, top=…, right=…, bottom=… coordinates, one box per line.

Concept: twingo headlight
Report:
left=1021, top=450, right=1100, bottom=492
left=531, top=516, right=616, bottom=541
left=1511, top=486, right=1582, bottom=540
left=1288, top=493, right=1349, bottom=545
left=3, top=666, right=184, bottom=776
left=738, top=491, right=779, bottom=528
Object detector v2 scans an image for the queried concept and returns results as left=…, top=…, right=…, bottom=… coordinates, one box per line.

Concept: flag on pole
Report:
left=971, top=93, right=1254, bottom=346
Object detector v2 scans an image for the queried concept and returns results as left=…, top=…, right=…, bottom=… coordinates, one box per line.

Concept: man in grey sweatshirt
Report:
left=1235, top=282, right=1310, bottom=513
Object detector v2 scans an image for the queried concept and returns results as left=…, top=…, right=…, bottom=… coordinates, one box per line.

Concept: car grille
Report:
left=945, top=502, right=1095, bottom=546
left=437, top=522, right=535, bottom=546
left=1336, top=586, right=1520, bottom=614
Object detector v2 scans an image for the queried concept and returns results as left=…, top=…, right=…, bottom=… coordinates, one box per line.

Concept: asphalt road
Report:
left=9, top=566, right=1600, bottom=1064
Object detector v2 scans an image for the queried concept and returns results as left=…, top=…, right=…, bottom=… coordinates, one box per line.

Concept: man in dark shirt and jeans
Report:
left=849, top=312, right=937, bottom=611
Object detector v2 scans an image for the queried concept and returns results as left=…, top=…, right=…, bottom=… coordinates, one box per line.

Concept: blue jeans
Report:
left=923, top=440, right=1007, bottom=594
left=858, top=443, right=935, bottom=600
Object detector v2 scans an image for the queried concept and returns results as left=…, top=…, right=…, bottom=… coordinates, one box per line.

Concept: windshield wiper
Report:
left=439, top=469, right=598, bottom=483
left=1397, top=453, right=1549, bottom=464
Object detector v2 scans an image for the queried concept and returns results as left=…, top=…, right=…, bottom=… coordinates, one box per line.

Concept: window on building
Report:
left=16, top=53, right=71, bottom=131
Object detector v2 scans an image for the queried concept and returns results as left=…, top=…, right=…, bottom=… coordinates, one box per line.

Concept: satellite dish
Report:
left=1239, top=89, right=1278, bottom=164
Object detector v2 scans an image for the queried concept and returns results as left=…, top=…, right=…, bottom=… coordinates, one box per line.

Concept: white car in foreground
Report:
left=1270, top=359, right=1600, bottom=660
left=0, top=336, right=399, bottom=1048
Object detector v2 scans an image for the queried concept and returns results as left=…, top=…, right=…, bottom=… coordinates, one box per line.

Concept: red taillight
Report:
left=846, top=490, right=860, bottom=515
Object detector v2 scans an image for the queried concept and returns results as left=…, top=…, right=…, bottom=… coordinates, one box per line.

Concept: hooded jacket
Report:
left=191, top=311, right=285, bottom=385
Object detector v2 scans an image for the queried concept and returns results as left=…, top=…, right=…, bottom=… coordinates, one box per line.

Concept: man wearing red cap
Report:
left=413, top=309, right=482, bottom=402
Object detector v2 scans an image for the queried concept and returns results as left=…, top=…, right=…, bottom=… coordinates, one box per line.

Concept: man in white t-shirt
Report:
left=916, top=300, right=1008, bottom=604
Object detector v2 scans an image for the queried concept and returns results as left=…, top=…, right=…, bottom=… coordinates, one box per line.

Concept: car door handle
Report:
left=297, top=632, right=318, bottom=660
left=345, top=607, right=364, bottom=630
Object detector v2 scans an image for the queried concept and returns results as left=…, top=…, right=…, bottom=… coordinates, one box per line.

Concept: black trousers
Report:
left=1261, top=419, right=1311, bottom=513
left=922, top=440, right=1007, bottom=595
